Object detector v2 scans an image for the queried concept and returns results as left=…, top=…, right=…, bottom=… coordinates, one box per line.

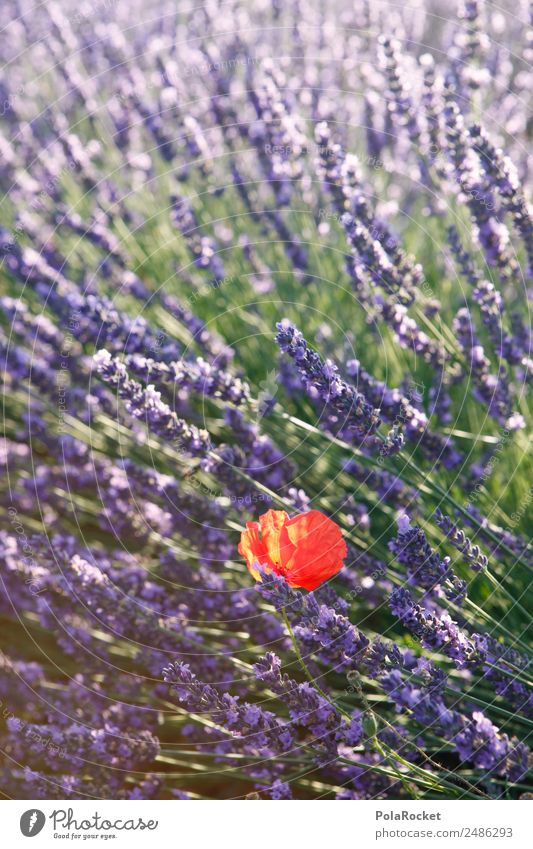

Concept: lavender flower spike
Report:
left=93, top=350, right=211, bottom=456
left=275, top=320, right=381, bottom=440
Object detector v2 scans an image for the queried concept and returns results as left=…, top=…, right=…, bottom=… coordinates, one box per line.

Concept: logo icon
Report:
left=256, top=369, right=279, bottom=421
left=20, top=810, right=46, bottom=837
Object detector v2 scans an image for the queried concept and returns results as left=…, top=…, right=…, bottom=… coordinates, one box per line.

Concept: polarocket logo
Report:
left=20, top=809, right=46, bottom=837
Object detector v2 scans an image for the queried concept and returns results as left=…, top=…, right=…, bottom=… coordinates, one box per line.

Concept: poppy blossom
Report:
left=238, top=508, right=347, bottom=591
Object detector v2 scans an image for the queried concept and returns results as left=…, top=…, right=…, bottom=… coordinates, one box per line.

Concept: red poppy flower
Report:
left=238, top=508, right=347, bottom=591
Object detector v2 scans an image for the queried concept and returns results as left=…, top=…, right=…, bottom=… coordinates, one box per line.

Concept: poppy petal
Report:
left=259, top=509, right=290, bottom=567
left=238, top=521, right=273, bottom=581
left=282, top=510, right=347, bottom=590
left=239, top=509, right=346, bottom=591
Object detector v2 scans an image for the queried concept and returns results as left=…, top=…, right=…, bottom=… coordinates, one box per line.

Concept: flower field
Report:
left=0, top=0, right=532, bottom=800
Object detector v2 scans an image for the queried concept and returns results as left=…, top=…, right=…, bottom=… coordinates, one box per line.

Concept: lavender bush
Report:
left=0, top=0, right=531, bottom=800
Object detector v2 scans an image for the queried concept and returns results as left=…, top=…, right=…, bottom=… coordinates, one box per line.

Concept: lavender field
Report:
left=0, top=0, right=532, bottom=801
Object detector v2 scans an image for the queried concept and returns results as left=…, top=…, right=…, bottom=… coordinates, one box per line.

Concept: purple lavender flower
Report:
left=170, top=194, right=225, bottom=283
left=163, top=660, right=295, bottom=756
left=123, top=353, right=250, bottom=406
left=389, top=514, right=467, bottom=602
left=94, top=350, right=211, bottom=456
left=276, top=320, right=381, bottom=442
left=434, top=509, right=488, bottom=571
left=254, top=652, right=363, bottom=758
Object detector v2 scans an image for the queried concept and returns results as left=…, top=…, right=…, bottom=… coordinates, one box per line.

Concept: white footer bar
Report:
left=3, top=799, right=532, bottom=849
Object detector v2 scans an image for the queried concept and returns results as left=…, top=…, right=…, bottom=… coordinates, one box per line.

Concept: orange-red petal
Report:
left=280, top=510, right=347, bottom=590
left=238, top=521, right=273, bottom=581
left=259, top=509, right=290, bottom=568
left=238, top=509, right=347, bottom=590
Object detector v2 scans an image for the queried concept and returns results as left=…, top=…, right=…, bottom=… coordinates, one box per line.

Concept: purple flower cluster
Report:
left=258, top=573, right=528, bottom=782
left=389, top=514, right=467, bottom=603
left=275, top=320, right=381, bottom=442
